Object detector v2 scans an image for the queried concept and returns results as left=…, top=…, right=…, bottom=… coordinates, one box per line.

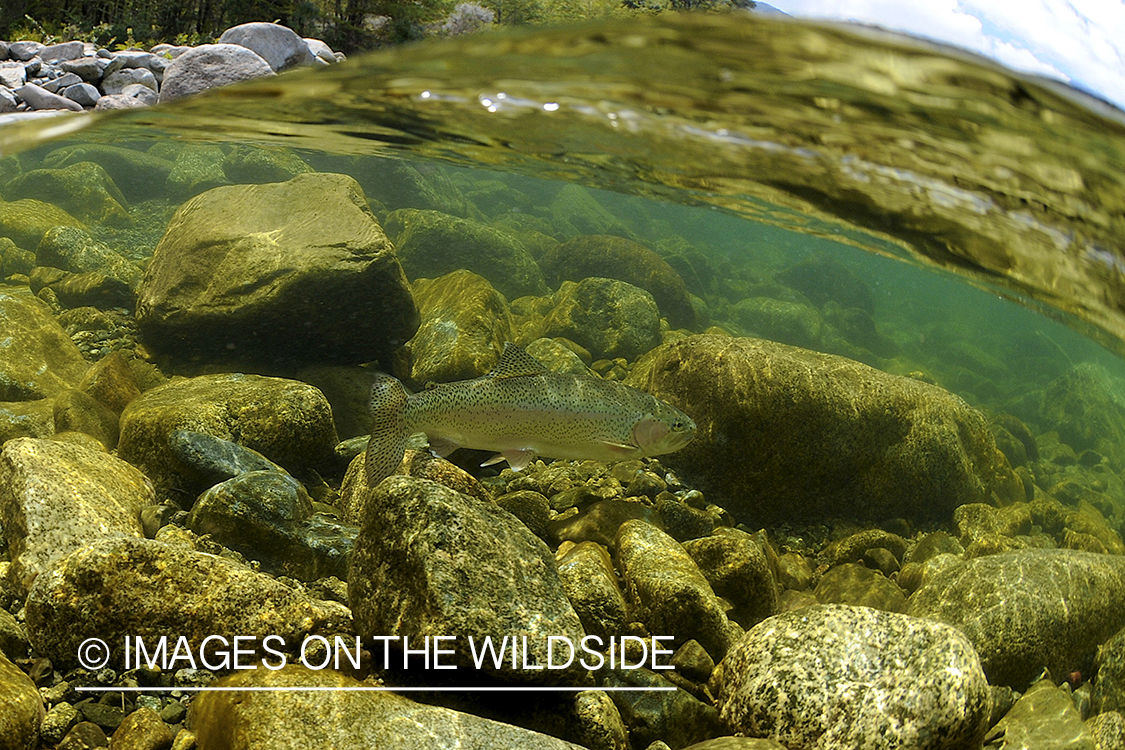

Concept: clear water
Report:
left=4, top=9, right=1125, bottom=738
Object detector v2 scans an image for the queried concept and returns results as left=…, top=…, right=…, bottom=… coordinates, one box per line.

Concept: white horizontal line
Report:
left=76, top=686, right=674, bottom=692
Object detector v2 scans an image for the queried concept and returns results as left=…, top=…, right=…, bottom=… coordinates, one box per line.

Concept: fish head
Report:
left=633, top=399, right=696, bottom=456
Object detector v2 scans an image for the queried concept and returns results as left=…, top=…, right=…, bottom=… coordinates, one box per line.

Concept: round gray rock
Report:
left=718, top=604, right=992, bottom=749
left=218, top=22, right=316, bottom=72
left=158, top=43, right=274, bottom=102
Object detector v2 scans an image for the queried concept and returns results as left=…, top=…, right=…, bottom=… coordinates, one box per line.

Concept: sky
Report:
left=763, top=0, right=1125, bottom=111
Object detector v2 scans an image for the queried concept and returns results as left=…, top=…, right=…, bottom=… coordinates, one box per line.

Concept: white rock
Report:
left=101, top=67, right=158, bottom=95
left=158, top=43, right=275, bottom=103
left=218, top=22, right=316, bottom=72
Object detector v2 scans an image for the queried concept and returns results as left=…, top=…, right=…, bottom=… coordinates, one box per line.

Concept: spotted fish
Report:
left=365, top=343, right=696, bottom=486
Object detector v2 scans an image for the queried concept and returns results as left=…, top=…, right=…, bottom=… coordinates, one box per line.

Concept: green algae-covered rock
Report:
left=0, top=651, right=41, bottom=750
left=683, top=528, right=779, bottom=629
left=0, top=399, right=54, bottom=444
left=542, top=278, right=661, bottom=361
left=626, top=335, right=1021, bottom=525
left=77, top=350, right=141, bottom=415
left=41, top=144, right=174, bottom=203
left=985, top=679, right=1095, bottom=749
left=1093, top=626, right=1125, bottom=714
left=108, top=707, right=172, bottom=750
left=0, top=237, right=34, bottom=277
left=775, top=255, right=875, bottom=315
left=165, top=143, right=230, bottom=199
left=1040, top=363, right=1125, bottom=466
left=136, top=172, right=418, bottom=367
left=556, top=541, right=629, bottom=641
left=547, top=184, right=632, bottom=239
left=539, top=235, right=696, bottom=329
left=0, top=198, right=83, bottom=249
left=52, top=388, right=119, bottom=448
left=0, top=289, right=90, bottom=401
left=729, top=297, right=823, bottom=349
left=604, top=666, right=724, bottom=749
left=617, top=519, right=736, bottom=663
left=409, top=270, right=514, bottom=383
left=221, top=144, right=312, bottom=184
left=25, top=537, right=351, bottom=670
left=36, top=226, right=142, bottom=290
left=3, top=161, right=130, bottom=226
left=813, top=563, right=907, bottom=613
left=907, top=548, right=1125, bottom=689
left=117, top=373, right=338, bottom=501
left=718, top=605, right=992, bottom=749
left=1087, top=712, right=1125, bottom=750
left=385, top=208, right=547, bottom=300
left=0, top=437, right=152, bottom=596
left=348, top=476, right=586, bottom=684
left=191, top=665, right=587, bottom=749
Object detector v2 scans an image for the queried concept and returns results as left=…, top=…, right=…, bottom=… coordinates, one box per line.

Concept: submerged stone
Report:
left=983, top=679, right=1094, bottom=749
left=542, top=278, right=661, bottom=361
left=626, top=335, right=1022, bottom=525
left=0, top=198, right=83, bottom=249
left=907, top=548, right=1125, bottom=689
left=0, top=437, right=152, bottom=596
left=718, top=604, right=992, bottom=749
left=556, top=541, right=629, bottom=641
left=25, top=537, right=351, bottom=670
left=135, top=172, right=417, bottom=367
left=36, top=226, right=142, bottom=290
left=682, top=528, right=779, bottom=629
left=348, top=476, right=586, bottom=684
left=191, top=665, right=586, bottom=749
left=0, top=651, right=42, bottom=750
left=729, top=297, right=823, bottom=350
left=41, top=144, right=174, bottom=204
left=603, top=666, right=724, bottom=749
left=4, top=161, right=131, bottom=227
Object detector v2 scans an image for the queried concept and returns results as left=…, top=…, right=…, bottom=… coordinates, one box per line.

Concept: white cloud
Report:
left=766, top=0, right=1125, bottom=109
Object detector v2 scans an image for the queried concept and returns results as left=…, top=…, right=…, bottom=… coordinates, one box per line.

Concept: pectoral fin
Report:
left=482, top=448, right=537, bottom=471
left=597, top=439, right=640, bottom=456
left=427, top=436, right=461, bottom=458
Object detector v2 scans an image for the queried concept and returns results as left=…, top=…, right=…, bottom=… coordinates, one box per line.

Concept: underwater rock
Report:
left=1094, top=626, right=1125, bottom=715
left=0, top=290, right=88, bottom=402
left=218, top=22, right=317, bottom=72
left=31, top=269, right=135, bottom=311
left=729, top=297, right=823, bottom=350
left=189, top=470, right=356, bottom=581
left=984, top=679, right=1094, bottom=749
left=822, top=302, right=899, bottom=359
left=409, top=270, right=514, bottom=382
left=775, top=255, right=875, bottom=315
left=0, top=437, right=152, bottom=596
left=0, top=198, right=83, bottom=249
left=655, top=492, right=715, bottom=542
left=293, top=364, right=384, bottom=441
left=36, top=226, right=141, bottom=289
left=1087, top=712, right=1125, bottom=750
left=191, top=665, right=586, bottom=749
left=718, top=604, right=992, bottom=748
left=221, top=144, right=313, bottom=184
left=76, top=350, right=142, bottom=415
left=117, top=373, right=338, bottom=502
left=547, top=184, right=633, bottom=240
left=496, top=489, right=551, bottom=538
left=136, top=172, right=417, bottom=367
left=617, top=520, right=736, bottom=663
left=0, top=237, right=35, bottom=277
left=682, top=528, right=779, bottom=629
left=108, top=707, right=172, bottom=750
left=548, top=498, right=662, bottom=548
left=524, top=338, right=593, bottom=375
left=52, top=388, right=119, bottom=448
left=1040, top=363, right=1125, bottom=467
left=542, top=278, right=661, bottom=361
left=813, top=563, right=907, bottom=613
left=0, top=651, right=42, bottom=750
left=907, top=548, right=1125, bottom=689
left=41, top=145, right=174, bottom=204
left=348, top=475, right=586, bottom=684
left=604, top=667, right=724, bottom=749
left=539, top=235, right=696, bottom=329
left=626, top=334, right=1022, bottom=525
left=0, top=399, right=54, bottom=444
left=556, top=541, right=629, bottom=641
left=385, top=208, right=548, bottom=300
left=323, top=156, right=475, bottom=217
left=3, top=161, right=130, bottom=227
left=168, top=428, right=284, bottom=485
left=25, top=537, right=352, bottom=670
left=158, top=43, right=275, bottom=102
left=165, top=144, right=230, bottom=200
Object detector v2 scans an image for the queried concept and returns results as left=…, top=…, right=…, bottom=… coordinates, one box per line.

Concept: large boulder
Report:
left=191, top=665, right=585, bottom=749
left=3, top=162, right=130, bottom=227
left=0, top=438, right=152, bottom=596
left=117, top=373, right=338, bottom=501
left=408, top=270, right=514, bottom=383
left=907, top=548, right=1125, bottom=689
left=718, top=605, right=992, bottom=749
left=539, top=235, right=696, bottom=329
left=41, top=145, right=174, bottom=204
left=217, top=22, right=316, bottom=72
left=135, top=173, right=418, bottom=367
left=25, top=537, right=351, bottom=669
left=625, top=335, right=1021, bottom=525
left=0, top=198, right=82, bottom=248
left=542, top=278, right=661, bottom=361
left=384, top=208, right=547, bottom=300
left=36, top=226, right=142, bottom=290
left=0, top=651, right=41, bottom=750
left=0, top=289, right=90, bottom=401
left=158, top=43, right=275, bottom=102
left=348, top=476, right=586, bottom=684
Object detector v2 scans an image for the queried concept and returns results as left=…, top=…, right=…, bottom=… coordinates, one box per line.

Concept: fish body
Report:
left=365, top=343, right=695, bottom=485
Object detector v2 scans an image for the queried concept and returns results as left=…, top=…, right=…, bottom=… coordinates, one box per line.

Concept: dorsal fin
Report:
left=487, top=342, right=549, bottom=379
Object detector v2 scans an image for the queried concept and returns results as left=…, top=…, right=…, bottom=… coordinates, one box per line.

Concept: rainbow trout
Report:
left=365, top=343, right=696, bottom=485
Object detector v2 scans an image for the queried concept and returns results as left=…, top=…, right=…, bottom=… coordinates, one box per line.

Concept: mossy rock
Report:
left=221, top=145, right=312, bottom=184
left=0, top=288, right=90, bottom=401
left=776, top=255, right=875, bottom=314
left=542, top=278, right=660, bottom=361
left=729, top=296, right=823, bottom=349
left=0, top=198, right=83, bottom=248
left=41, top=144, right=174, bottom=203
left=539, top=235, right=696, bottom=329
left=626, top=334, right=1022, bottom=525
left=3, top=161, right=131, bottom=227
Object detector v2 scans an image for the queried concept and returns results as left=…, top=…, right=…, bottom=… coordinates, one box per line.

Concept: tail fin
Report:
left=364, top=373, right=410, bottom=487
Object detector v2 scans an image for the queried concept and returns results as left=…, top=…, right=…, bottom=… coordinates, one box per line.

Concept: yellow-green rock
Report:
left=0, top=198, right=82, bottom=249
left=0, top=289, right=90, bottom=401
left=0, top=651, right=41, bottom=750
left=3, top=161, right=131, bottom=226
